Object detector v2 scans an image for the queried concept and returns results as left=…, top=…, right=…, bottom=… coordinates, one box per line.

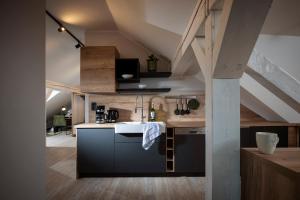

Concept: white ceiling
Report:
left=46, top=0, right=117, bottom=30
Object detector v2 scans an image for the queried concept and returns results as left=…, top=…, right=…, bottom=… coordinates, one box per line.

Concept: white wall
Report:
left=0, top=1, right=45, bottom=199
left=255, top=34, right=300, bottom=81
left=144, top=0, right=197, bottom=35
left=46, top=16, right=85, bottom=86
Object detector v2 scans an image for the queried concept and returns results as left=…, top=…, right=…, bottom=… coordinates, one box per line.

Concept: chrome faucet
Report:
left=135, top=95, right=146, bottom=123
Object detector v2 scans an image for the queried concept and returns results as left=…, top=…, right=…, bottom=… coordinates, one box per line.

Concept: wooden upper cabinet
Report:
left=80, top=46, right=119, bottom=93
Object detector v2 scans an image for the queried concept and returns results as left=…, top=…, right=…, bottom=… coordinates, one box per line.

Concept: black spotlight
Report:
left=58, top=26, right=66, bottom=32
left=75, top=43, right=81, bottom=49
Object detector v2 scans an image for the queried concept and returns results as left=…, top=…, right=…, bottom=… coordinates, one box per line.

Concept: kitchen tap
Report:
left=135, top=95, right=146, bottom=123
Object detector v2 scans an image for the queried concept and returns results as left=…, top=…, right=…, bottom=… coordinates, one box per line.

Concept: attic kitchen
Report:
left=74, top=45, right=298, bottom=179
left=36, top=0, right=300, bottom=199
left=75, top=46, right=206, bottom=177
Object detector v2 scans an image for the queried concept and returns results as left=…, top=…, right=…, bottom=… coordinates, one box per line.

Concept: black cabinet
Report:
left=240, top=126, right=288, bottom=148
left=116, top=58, right=140, bottom=83
left=115, top=133, right=166, bottom=174
left=77, top=129, right=166, bottom=177
left=175, top=134, right=205, bottom=175
left=77, top=128, right=115, bottom=176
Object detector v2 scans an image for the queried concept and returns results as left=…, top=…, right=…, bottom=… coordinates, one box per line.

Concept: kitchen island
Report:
left=75, top=123, right=205, bottom=178
left=241, top=148, right=300, bottom=200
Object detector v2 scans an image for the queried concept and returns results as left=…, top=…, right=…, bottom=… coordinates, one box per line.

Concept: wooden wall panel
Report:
left=88, top=95, right=204, bottom=123
left=72, top=93, right=85, bottom=125
left=288, top=126, right=299, bottom=147
left=80, top=46, right=119, bottom=93
left=87, top=94, right=265, bottom=124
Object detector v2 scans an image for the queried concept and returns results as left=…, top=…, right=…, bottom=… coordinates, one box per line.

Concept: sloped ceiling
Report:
left=46, top=0, right=117, bottom=30
left=262, top=0, right=300, bottom=36
left=47, top=0, right=197, bottom=60
left=106, top=0, right=197, bottom=59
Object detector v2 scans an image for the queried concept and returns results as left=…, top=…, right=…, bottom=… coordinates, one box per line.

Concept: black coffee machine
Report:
left=96, top=105, right=106, bottom=124
left=107, top=109, right=119, bottom=123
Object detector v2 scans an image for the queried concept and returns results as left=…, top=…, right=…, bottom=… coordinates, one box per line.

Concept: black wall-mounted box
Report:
left=116, top=58, right=140, bottom=83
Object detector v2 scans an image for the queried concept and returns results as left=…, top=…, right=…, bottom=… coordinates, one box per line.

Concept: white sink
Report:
left=114, top=122, right=166, bottom=134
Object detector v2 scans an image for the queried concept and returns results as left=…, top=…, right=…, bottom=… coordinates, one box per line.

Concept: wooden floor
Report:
left=47, top=147, right=206, bottom=200
left=46, top=133, right=76, bottom=147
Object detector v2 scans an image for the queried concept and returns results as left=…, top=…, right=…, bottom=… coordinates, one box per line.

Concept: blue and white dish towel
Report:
left=142, top=122, right=161, bottom=150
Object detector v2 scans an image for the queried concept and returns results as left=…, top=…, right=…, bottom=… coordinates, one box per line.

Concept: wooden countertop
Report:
left=74, top=120, right=299, bottom=129
left=241, top=148, right=300, bottom=175
left=74, top=123, right=116, bottom=129
left=166, top=120, right=299, bottom=128
left=74, top=121, right=204, bottom=129
left=240, top=121, right=300, bottom=128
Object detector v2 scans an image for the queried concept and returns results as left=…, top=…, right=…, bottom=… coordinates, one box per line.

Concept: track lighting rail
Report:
left=46, top=10, right=85, bottom=48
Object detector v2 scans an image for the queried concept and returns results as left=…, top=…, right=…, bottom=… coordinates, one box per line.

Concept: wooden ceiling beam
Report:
left=191, top=37, right=207, bottom=78
left=172, top=0, right=207, bottom=75
left=212, top=0, right=273, bottom=78
left=172, top=46, right=197, bottom=76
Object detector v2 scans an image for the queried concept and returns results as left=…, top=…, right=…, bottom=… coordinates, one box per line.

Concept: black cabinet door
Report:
left=175, top=134, right=205, bottom=174
left=77, top=128, right=114, bottom=174
left=115, top=134, right=165, bottom=173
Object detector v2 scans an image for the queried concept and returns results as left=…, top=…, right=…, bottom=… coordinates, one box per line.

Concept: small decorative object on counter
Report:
left=256, top=132, right=279, bottom=154
left=156, top=104, right=167, bottom=122
left=107, top=109, right=119, bottom=123
left=147, top=54, right=159, bottom=72
left=150, top=103, right=156, bottom=121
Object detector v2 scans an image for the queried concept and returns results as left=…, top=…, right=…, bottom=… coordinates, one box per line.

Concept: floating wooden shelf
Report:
left=140, top=72, right=172, bottom=78
left=116, top=88, right=171, bottom=93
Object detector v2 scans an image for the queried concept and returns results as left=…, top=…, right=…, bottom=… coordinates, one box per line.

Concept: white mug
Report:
left=256, top=132, right=279, bottom=155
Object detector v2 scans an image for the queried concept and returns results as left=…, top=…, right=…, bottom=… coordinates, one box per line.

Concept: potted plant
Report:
left=147, top=54, right=159, bottom=72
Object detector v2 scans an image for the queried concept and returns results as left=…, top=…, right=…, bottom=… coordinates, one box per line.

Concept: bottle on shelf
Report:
left=149, top=103, right=156, bottom=122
